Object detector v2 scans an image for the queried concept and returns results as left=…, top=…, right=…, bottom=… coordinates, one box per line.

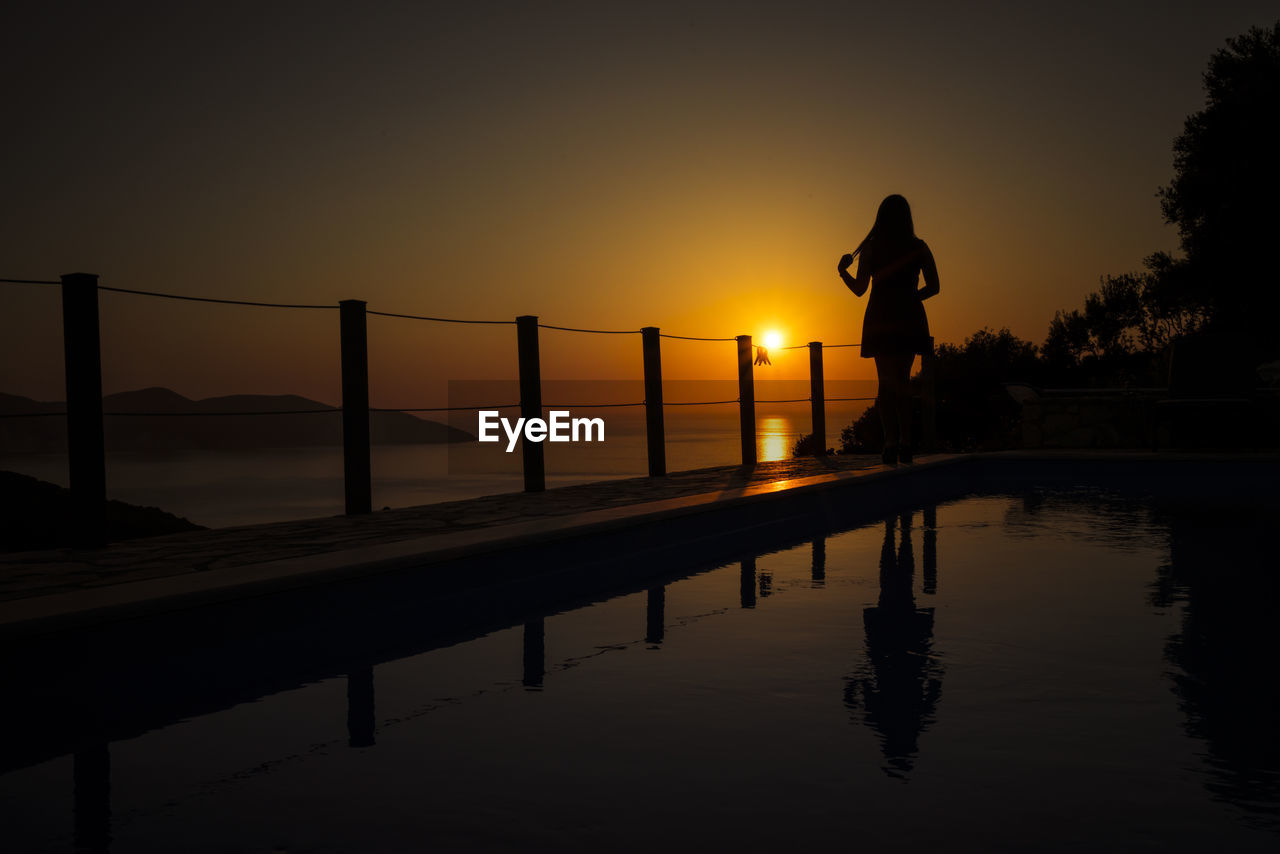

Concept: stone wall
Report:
left=1020, top=391, right=1162, bottom=449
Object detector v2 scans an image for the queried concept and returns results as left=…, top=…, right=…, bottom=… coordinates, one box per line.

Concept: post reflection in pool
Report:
left=346, top=667, right=375, bottom=748
left=811, top=535, right=826, bottom=587
left=843, top=508, right=944, bottom=778
left=522, top=618, right=545, bottom=690
left=740, top=557, right=756, bottom=609
left=645, top=586, right=665, bottom=647
left=10, top=487, right=1280, bottom=852
left=73, top=741, right=110, bottom=854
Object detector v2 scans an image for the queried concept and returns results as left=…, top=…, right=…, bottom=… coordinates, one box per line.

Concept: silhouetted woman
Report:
left=838, top=195, right=940, bottom=464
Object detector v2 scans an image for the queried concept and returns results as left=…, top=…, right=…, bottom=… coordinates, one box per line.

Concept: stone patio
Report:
left=0, top=454, right=888, bottom=605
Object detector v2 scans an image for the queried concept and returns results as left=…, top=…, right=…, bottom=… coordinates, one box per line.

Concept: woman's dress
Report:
left=857, top=237, right=936, bottom=358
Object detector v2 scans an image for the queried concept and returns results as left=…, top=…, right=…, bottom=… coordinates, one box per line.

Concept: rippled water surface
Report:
left=3, top=489, right=1276, bottom=852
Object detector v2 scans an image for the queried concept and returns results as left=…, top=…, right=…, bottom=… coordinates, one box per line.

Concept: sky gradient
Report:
left=3, top=1, right=1276, bottom=407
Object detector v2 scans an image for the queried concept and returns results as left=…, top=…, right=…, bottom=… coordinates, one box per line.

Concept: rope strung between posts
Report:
left=97, top=285, right=338, bottom=310
left=0, top=399, right=797, bottom=418
left=537, top=324, right=640, bottom=335
left=4, top=276, right=867, bottom=344
left=541, top=402, right=645, bottom=408
left=664, top=399, right=739, bottom=406
left=103, top=409, right=339, bottom=416
left=0, top=409, right=341, bottom=417
left=370, top=404, right=520, bottom=412
left=367, top=310, right=514, bottom=325
left=659, top=333, right=737, bottom=342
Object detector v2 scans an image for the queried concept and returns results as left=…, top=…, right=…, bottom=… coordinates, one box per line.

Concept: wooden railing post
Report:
left=920, top=336, right=937, bottom=453
left=60, top=272, right=105, bottom=545
left=641, top=326, right=666, bottom=476
left=340, top=299, right=371, bottom=515
left=516, top=315, right=545, bottom=492
left=808, top=341, right=825, bottom=454
left=736, top=334, right=756, bottom=466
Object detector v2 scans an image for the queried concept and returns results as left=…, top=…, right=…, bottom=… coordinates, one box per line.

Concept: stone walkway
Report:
left=0, top=455, right=886, bottom=604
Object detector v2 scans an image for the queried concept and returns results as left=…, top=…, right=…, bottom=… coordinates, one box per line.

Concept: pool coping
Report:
left=1, top=449, right=1274, bottom=639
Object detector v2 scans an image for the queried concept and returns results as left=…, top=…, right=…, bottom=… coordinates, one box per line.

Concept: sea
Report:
left=1, top=398, right=874, bottom=529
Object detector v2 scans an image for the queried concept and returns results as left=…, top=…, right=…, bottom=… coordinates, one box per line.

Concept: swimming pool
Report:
left=2, top=466, right=1277, bottom=851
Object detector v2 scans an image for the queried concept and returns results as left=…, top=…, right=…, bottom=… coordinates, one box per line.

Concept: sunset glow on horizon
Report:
left=3, top=2, right=1276, bottom=408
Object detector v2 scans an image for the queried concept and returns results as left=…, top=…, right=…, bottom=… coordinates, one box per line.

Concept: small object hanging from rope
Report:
left=754, top=345, right=771, bottom=366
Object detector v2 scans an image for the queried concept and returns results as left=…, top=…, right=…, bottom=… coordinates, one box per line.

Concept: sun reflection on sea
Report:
left=758, top=415, right=795, bottom=462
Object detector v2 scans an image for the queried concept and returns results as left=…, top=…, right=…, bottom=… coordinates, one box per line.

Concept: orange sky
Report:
left=3, top=2, right=1276, bottom=408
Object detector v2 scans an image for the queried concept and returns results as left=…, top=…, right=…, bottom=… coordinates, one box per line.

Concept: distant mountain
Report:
left=0, top=387, right=474, bottom=453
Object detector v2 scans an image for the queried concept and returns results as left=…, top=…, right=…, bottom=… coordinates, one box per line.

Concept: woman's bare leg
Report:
left=894, top=354, right=915, bottom=448
left=874, top=357, right=900, bottom=450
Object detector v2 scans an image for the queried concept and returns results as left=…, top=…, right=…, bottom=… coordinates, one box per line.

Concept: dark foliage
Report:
left=931, top=328, right=1040, bottom=451
left=791, top=433, right=836, bottom=456
left=792, top=328, right=1041, bottom=458
left=1041, top=252, right=1208, bottom=387
left=1158, top=22, right=1280, bottom=358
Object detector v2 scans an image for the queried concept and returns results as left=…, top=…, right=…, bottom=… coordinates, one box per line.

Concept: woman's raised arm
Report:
left=838, top=253, right=869, bottom=297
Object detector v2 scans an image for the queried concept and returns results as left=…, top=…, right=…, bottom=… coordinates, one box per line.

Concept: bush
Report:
left=790, top=433, right=835, bottom=456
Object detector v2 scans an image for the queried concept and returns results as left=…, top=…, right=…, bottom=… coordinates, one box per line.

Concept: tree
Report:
left=1158, top=22, right=1280, bottom=357
left=1041, top=251, right=1209, bottom=386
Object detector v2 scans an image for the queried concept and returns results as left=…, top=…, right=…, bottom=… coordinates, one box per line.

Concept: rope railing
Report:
left=6, top=272, right=936, bottom=529
left=0, top=399, right=813, bottom=417
left=367, top=310, right=514, bottom=325
left=97, top=285, right=338, bottom=310
left=664, top=399, right=739, bottom=406
left=659, top=333, right=737, bottom=342
left=537, top=324, right=639, bottom=335
left=2, top=277, right=869, bottom=344
left=370, top=404, right=520, bottom=412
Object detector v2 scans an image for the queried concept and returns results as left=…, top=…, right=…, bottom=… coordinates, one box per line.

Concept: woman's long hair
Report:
left=851, top=194, right=916, bottom=265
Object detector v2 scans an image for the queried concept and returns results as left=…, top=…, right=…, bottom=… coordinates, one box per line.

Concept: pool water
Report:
left=3, top=488, right=1277, bottom=852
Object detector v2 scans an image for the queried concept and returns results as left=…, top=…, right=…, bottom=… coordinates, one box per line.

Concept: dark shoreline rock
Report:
left=1, top=470, right=205, bottom=552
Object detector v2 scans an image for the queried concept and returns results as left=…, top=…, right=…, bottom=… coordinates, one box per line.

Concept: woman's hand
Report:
left=838, top=253, right=854, bottom=273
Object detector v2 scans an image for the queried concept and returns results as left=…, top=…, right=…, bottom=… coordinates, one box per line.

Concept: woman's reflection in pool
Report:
left=843, top=508, right=944, bottom=778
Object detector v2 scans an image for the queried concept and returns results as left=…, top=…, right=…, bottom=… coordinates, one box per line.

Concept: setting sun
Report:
left=764, top=331, right=782, bottom=350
